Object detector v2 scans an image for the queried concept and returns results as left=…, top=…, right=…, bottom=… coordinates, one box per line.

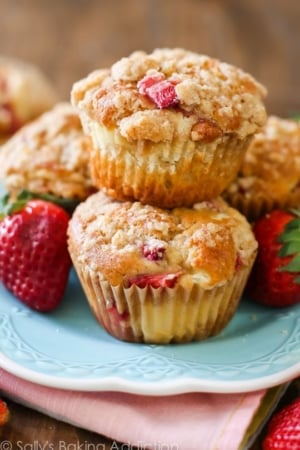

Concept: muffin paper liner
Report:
left=224, top=189, right=300, bottom=222
left=87, top=122, right=251, bottom=208
left=71, top=253, right=256, bottom=344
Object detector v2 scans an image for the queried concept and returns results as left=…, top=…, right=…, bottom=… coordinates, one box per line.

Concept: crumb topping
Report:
left=0, top=102, right=95, bottom=200
left=225, top=116, right=300, bottom=199
left=71, top=48, right=267, bottom=142
left=68, top=192, right=257, bottom=288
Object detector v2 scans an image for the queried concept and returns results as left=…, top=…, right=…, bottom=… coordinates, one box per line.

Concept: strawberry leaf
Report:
left=289, top=207, right=300, bottom=217
left=282, top=217, right=300, bottom=231
left=278, top=228, right=300, bottom=243
left=0, top=189, right=79, bottom=219
left=276, top=211, right=300, bottom=276
left=278, top=241, right=300, bottom=257
left=0, top=193, right=10, bottom=219
left=278, top=253, right=300, bottom=273
left=24, top=190, right=80, bottom=213
left=294, top=275, right=300, bottom=283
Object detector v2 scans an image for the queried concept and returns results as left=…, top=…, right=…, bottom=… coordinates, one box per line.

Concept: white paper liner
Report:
left=73, top=255, right=256, bottom=344
left=87, top=122, right=251, bottom=208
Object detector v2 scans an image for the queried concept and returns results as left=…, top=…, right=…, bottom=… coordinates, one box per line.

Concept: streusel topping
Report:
left=0, top=102, right=95, bottom=200
left=68, top=192, right=257, bottom=288
left=71, top=48, right=267, bottom=142
left=224, top=116, right=300, bottom=199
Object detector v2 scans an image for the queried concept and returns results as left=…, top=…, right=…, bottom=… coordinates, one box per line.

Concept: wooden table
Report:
left=0, top=380, right=298, bottom=449
left=1, top=0, right=299, bottom=116
left=0, top=0, right=300, bottom=447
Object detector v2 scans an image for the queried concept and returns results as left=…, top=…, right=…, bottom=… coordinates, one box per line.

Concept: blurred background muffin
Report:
left=0, top=56, right=58, bottom=144
left=223, top=116, right=300, bottom=221
left=0, top=102, right=95, bottom=202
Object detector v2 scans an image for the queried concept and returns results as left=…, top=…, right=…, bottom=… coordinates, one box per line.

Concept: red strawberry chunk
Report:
left=0, top=103, right=22, bottom=133
left=142, top=242, right=165, bottom=261
left=137, top=72, right=165, bottom=95
left=0, top=398, right=9, bottom=425
left=0, top=76, right=7, bottom=92
left=146, top=80, right=179, bottom=109
left=137, top=72, right=179, bottom=109
left=107, top=304, right=130, bottom=324
left=127, top=272, right=180, bottom=289
left=235, top=252, right=243, bottom=271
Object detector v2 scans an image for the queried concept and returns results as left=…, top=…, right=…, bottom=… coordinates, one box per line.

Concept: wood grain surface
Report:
left=1, top=0, right=299, bottom=115
left=0, top=0, right=299, bottom=447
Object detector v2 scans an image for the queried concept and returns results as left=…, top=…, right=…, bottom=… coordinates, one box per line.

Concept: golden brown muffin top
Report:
left=0, top=102, right=95, bottom=200
left=0, top=56, right=58, bottom=141
left=68, top=192, right=257, bottom=289
left=224, top=116, right=300, bottom=199
left=71, top=48, right=267, bottom=143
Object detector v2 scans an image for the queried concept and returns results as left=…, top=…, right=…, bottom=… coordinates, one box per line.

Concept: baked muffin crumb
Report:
left=69, top=193, right=257, bottom=289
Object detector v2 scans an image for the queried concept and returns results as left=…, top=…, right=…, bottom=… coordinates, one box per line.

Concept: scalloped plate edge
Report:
left=1, top=352, right=299, bottom=395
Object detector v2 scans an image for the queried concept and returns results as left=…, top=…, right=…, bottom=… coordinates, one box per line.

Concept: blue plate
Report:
left=0, top=268, right=299, bottom=395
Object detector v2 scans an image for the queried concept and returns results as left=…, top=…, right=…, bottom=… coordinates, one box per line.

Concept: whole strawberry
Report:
left=0, top=191, right=72, bottom=312
left=0, top=398, right=9, bottom=426
left=246, top=209, right=300, bottom=307
left=263, top=397, right=300, bottom=449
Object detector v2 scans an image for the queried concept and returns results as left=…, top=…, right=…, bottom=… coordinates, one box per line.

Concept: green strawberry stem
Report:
left=277, top=209, right=300, bottom=282
left=0, top=189, right=80, bottom=219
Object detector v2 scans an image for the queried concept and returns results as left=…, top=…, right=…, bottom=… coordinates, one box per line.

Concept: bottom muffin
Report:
left=68, top=192, right=257, bottom=344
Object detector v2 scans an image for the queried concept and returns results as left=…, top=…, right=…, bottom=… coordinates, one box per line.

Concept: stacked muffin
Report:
left=223, top=115, right=300, bottom=221
left=68, top=48, right=267, bottom=344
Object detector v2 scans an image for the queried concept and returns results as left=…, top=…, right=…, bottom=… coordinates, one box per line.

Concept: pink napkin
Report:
left=0, top=368, right=272, bottom=450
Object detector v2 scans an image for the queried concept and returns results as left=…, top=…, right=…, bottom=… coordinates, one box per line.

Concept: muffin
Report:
left=0, top=56, right=58, bottom=143
left=68, top=192, right=257, bottom=344
left=223, top=116, right=300, bottom=221
left=0, top=102, right=95, bottom=202
left=71, top=48, right=267, bottom=208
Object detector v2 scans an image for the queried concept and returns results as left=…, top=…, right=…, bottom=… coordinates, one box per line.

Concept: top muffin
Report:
left=72, top=48, right=267, bottom=142
left=71, top=48, right=267, bottom=208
